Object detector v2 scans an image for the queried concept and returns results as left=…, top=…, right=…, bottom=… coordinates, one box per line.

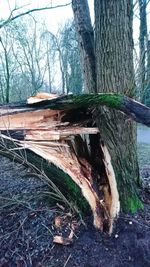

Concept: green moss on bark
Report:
left=72, top=93, right=123, bottom=109
left=25, top=151, right=90, bottom=213
left=123, top=196, right=143, bottom=213
left=0, top=141, right=89, bottom=213
left=37, top=93, right=124, bottom=111
left=114, top=167, right=143, bottom=213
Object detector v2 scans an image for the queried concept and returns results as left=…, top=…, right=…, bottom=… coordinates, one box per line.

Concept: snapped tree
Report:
left=0, top=0, right=149, bottom=234
left=0, top=92, right=150, bottom=233
left=72, top=0, right=142, bottom=212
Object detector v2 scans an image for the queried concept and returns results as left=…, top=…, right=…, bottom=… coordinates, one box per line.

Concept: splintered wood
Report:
left=0, top=93, right=120, bottom=233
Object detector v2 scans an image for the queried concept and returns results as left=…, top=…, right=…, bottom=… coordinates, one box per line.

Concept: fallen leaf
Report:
left=54, top=216, right=62, bottom=228
left=68, top=229, right=74, bottom=239
left=53, top=235, right=73, bottom=245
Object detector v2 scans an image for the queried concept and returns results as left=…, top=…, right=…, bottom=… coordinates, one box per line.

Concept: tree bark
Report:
left=94, top=0, right=141, bottom=211
left=72, top=0, right=96, bottom=93
left=72, top=0, right=143, bottom=211
left=0, top=37, right=10, bottom=103
left=139, top=0, right=148, bottom=101
left=144, top=40, right=150, bottom=105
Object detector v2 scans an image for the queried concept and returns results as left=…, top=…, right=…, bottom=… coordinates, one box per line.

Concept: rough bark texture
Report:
left=145, top=40, right=150, bottom=105
left=139, top=0, right=147, bottom=99
left=94, top=0, right=141, bottom=211
left=95, top=0, right=135, bottom=94
left=72, top=0, right=96, bottom=93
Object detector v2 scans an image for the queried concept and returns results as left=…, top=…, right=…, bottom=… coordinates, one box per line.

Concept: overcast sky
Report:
left=0, top=0, right=149, bottom=34
left=0, top=0, right=94, bottom=33
left=0, top=0, right=150, bottom=56
left=0, top=0, right=150, bottom=91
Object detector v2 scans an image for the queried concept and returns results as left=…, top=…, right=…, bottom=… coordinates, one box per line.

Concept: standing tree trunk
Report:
left=72, top=0, right=96, bottom=93
left=95, top=0, right=141, bottom=211
left=72, top=0, right=142, bottom=211
left=139, top=0, right=148, bottom=101
left=0, top=37, right=10, bottom=103
left=145, top=40, right=150, bottom=105
left=46, top=42, right=52, bottom=93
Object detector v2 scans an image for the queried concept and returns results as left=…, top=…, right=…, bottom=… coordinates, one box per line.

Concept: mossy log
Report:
left=0, top=92, right=150, bottom=233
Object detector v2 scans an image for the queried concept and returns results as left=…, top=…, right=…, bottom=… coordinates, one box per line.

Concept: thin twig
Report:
left=0, top=3, right=71, bottom=29
left=63, top=254, right=72, bottom=267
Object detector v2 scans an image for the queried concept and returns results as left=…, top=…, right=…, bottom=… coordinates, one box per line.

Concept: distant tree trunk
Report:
left=0, top=77, right=5, bottom=102
left=144, top=39, right=150, bottom=105
left=46, top=43, right=52, bottom=93
left=58, top=47, right=65, bottom=94
left=147, top=40, right=150, bottom=77
left=72, top=0, right=142, bottom=211
left=0, top=37, right=10, bottom=103
left=4, top=49, right=10, bottom=103
left=139, top=0, right=148, bottom=101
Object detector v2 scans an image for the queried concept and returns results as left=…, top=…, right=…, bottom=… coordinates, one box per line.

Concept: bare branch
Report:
left=0, top=3, right=71, bottom=29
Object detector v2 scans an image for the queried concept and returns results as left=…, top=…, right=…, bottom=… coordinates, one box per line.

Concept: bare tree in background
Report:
left=43, top=21, right=83, bottom=95
left=138, top=0, right=150, bottom=105
left=138, top=0, right=148, bottom=100
left=13, top=19, right=48, bottom=95
left=58, top=20, right=83, bottom=94
left=0, top=37, right=10, bottom=103
left=43, top=30, right=66, bottom=94
left=0, top=18, right=54, bottom=102
left=145, top=39, right=150, bottom=105
left=0, top=27, right=18, bottom=103
left=0, top=1, right=72, bottom=100
left=0, top=2, right=71, bottom=29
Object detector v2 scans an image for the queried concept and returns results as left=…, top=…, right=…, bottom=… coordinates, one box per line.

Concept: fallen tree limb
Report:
left=0, top=92, right=149, bottom=233
left=1, top=93, right=150, bottom=126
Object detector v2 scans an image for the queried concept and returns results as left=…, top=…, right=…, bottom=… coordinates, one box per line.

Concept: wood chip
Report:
left=53, top=235, right=73, bottom=246
left=54, top=216, right=62, bottom=228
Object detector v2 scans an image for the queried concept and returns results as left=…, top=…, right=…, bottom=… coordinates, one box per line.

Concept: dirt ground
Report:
left=0, top=151, right=150, bottom=267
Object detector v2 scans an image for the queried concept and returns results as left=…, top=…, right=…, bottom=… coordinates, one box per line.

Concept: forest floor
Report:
left=0, top=142, right=150, bottom=267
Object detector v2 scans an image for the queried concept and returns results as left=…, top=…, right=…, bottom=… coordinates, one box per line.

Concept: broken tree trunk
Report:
left=0, top=93, right=150, bottom=233
left=1, top=93, right=150, bottom=126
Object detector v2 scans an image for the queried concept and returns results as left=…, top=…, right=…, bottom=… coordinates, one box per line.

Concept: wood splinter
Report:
left=0, top=92, right=121, bottom=233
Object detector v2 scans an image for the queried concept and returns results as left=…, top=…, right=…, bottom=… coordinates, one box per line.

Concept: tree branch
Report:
left=1, top=93, right=150, bottom=127
left=0, top=3, right=71, bottom=29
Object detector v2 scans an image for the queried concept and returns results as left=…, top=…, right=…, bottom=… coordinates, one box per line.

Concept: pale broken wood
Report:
left=101, top=144, right=120, bottom=234
left=0, top=92, right=120, bottom=232
left=53, top=228, right=74, bottom=245
left=27, top=92, right=58, bottom=104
